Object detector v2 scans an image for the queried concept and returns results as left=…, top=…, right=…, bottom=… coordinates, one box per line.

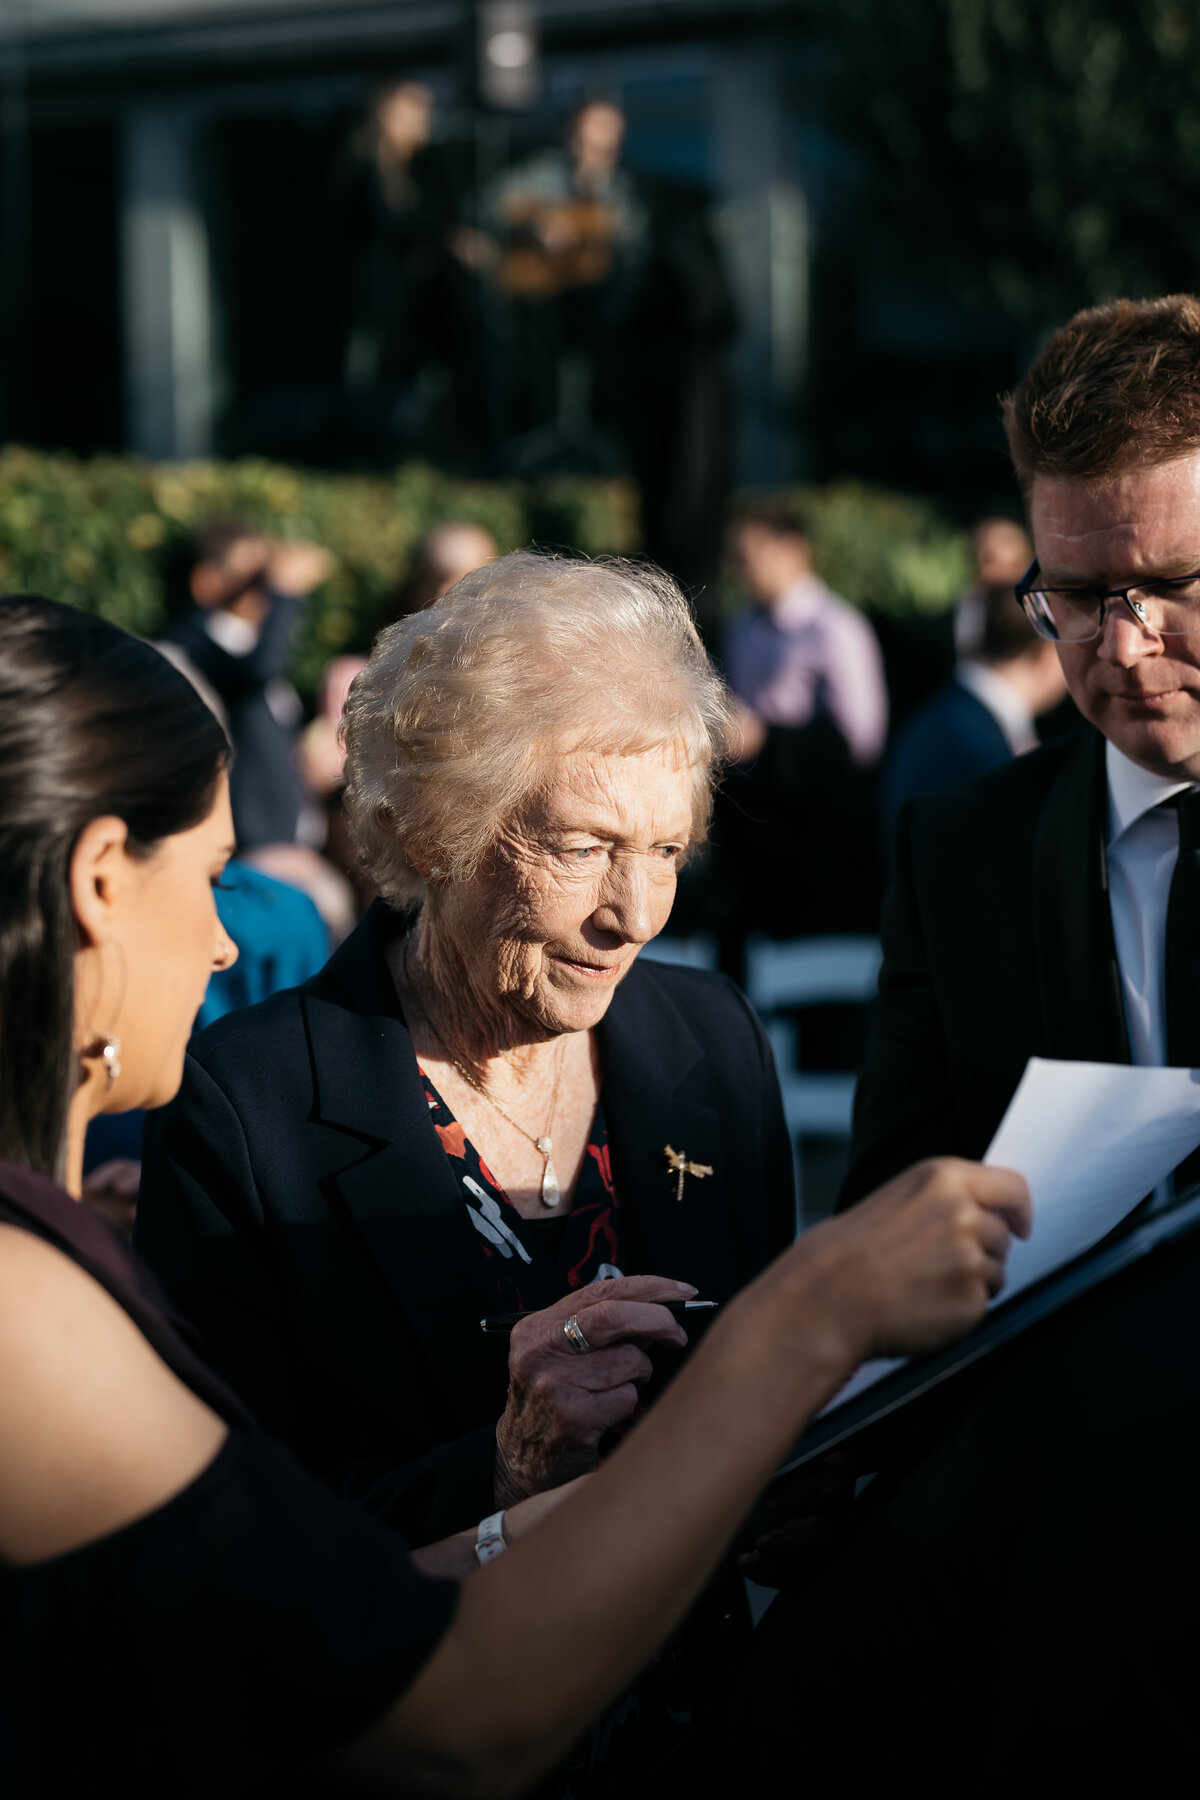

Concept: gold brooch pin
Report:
left=663, top=1144, right=713, bottom=1203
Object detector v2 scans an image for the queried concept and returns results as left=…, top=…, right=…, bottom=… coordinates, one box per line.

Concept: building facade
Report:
left=0, top=0, right=1026, bottom=506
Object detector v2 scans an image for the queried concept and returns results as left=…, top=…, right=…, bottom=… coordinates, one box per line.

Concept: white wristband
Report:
left=475, top=1509, right=507, bottom=1565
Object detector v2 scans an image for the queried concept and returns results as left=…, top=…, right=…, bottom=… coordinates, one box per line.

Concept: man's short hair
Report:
left=1003, top=294, right=1200, bottom=495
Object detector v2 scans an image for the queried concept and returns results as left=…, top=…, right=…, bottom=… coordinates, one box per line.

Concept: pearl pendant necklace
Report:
left=444, top=1048, right=566, bottom=1206
left=536, top=1137, right=560, bottom=1207
left=445, top=1047, right=565, bottom=1206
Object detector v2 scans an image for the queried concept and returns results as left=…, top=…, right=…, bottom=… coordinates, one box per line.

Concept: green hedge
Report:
left=0, top=449, right=971, bottom=698
left=786, top=480, right=974, bottom=619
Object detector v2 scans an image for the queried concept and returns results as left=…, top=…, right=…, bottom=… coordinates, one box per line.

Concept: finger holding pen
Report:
left=494, top=1275, right=697, bottom=1504
left=480, top=1300, right=718, bottom=1331
left=366, top=1159, right=1039, bottom=1793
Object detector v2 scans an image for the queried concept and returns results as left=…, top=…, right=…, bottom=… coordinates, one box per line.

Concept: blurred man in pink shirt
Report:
left=724, top=502, right=888, bottom=766
left=706, top=502, right=888, bottom=948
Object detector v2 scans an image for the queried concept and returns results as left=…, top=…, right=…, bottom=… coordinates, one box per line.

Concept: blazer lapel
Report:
left=330, top=1135, right=503, bottom=1423
left=302, top=907, right=501, bottom=1423
left=598, top=970, right=736, bottom=1300
left=1032, top=729, right=1131, bottom=1064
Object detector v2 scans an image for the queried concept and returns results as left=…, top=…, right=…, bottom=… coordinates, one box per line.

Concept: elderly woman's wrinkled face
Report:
left=440, top=744, right=695, bottom=1040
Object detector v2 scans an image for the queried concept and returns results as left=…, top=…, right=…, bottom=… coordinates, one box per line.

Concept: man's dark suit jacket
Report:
left=842, top=725, right=1130, bottom=1206
left=138, top=903, right=795, bottom=1545
left=883, top=674, right=1013, bottom=821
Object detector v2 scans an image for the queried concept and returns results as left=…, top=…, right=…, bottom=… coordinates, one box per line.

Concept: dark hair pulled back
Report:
left=0, top=596, right=229, bottom=1178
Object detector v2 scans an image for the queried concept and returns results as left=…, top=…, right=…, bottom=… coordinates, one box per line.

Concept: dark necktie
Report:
left=1165, top=788, right=1200, bottom=1193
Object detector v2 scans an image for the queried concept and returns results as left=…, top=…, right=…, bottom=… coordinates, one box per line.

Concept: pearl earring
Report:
left=101, top=1035, right=122, bottom=1085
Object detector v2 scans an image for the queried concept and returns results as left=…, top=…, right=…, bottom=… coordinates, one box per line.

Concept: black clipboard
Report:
left=776, top=1183, right=1200, bottom=1477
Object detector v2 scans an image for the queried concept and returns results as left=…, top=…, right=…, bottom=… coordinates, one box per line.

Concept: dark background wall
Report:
left=0, top=0, right=1033, bottom=519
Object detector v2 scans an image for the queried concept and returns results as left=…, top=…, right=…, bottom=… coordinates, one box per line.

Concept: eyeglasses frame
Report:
left=1014, top=557, right=1200, bottom=643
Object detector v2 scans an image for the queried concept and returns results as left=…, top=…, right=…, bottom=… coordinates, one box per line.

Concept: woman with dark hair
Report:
left=0, top=591, right=1028, bottom=1796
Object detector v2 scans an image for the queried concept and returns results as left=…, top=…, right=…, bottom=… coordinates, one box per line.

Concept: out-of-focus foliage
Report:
left=0, top=451, right=970, bottom=704
left=0, top=450, right=639, bottom=697
left=731, top=480, right=972, bottom=617
left=836, top=0, right=1200, bottom=314
left=799, top=480, right=972, bottom=615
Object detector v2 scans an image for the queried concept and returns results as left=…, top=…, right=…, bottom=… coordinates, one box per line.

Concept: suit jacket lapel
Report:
left=598, top=969, right=736, bottom=1300
left=1033, top=729, right=1131, bottom=1064
left=302, top=906, right=500, bottom=1423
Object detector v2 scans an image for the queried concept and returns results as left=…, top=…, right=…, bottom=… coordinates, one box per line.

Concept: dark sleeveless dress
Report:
left=0, top=1161, right=457, bottom=1800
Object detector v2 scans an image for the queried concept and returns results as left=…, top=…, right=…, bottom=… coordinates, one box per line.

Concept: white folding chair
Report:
left=640, top=933, right=719, bottom=972
left=744, top=934, right=882, bottom=1226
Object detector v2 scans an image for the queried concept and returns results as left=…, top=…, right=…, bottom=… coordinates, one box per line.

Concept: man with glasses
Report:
left=692, top=297, right=1200, bottom=1800
left=843, top=293, right=1200, bottom=1205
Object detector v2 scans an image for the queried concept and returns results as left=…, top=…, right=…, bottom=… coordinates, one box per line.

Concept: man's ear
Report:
left=69, top=817, right=134, bottom=949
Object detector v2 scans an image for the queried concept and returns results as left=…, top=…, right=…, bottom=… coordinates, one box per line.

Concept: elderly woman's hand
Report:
left=494, top=1276, right=698, bottom=1504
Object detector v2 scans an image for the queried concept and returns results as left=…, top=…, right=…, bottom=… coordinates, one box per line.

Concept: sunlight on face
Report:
left=1032, top=453, right=1200, bottom=780
left=104, top=779, right=239, bottom=1113
left=446, top=744, right=696, bottom=1039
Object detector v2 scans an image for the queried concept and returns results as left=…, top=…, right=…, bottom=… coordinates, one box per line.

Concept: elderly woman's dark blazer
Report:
left=137, top=902, right=795, bottom=1545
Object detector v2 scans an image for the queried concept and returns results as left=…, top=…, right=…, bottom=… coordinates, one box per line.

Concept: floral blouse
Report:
left=418, top=1067, right=628, bottom=1311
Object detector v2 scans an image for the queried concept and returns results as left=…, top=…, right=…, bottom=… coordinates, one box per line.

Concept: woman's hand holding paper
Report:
left=805, top=1157, right=1033, bottom=1367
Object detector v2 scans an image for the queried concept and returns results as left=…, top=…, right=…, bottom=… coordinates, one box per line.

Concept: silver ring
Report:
left=562, top=1314, right=592, bottom=1355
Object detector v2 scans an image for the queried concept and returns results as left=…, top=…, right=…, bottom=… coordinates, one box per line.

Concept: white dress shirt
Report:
left=1105, top=741, right=1195, bottom=1066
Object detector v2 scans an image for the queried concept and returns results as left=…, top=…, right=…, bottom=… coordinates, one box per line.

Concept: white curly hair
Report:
left=341, top=549, right=733, bottom=905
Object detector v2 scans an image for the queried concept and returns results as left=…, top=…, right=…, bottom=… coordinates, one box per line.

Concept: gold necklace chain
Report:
left=402, top=935, right=566, bottom=1208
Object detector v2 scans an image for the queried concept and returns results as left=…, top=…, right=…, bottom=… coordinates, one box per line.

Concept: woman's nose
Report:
left=593, top=855, right=654, bottom=943
left=214, top=923, right=239, bottom=972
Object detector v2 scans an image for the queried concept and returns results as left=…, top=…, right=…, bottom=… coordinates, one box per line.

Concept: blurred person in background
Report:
left=296, top=521, right=499, bottom=908
left=623, top=167, right=738, bottom=615
left=294, top=655, right=371, bottom=808
left=713, top=502, right=888, bottom=947
left=165, top=521, right=331, bottom=852
left=484, top=101, right=647, bottom=469
left=166, top=521, right=356, bottom=941
left=723, top=501, right=889, bottom=764
left=484, top=102, right=737, bottom=607
left=387, top=519, right=499, bottom=618
left=954, top=515, right=1037, bottom=657
left=487, top=100, right=645, bottom=316
left=884, top=573, right=1068, bottom=819
left=336, top=82, right=480, bottom=466
left=196, top=861, right=329, bottom=1031
left=92, top=535, right=334, bottom=1238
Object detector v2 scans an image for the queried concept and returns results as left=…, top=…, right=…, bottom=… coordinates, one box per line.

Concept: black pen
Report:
left=479, top=1300, right=719, bottom=1333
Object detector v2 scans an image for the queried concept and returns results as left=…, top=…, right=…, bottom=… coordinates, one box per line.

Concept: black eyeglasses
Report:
left=1016, top=558, right=1200, bottom=643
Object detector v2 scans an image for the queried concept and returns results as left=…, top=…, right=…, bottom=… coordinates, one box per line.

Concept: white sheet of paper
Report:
left=822, top=1057, right=1200, bottom=1414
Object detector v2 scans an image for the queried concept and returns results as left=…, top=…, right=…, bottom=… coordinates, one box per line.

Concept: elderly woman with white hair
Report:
left=138, top=552, right=795, bottom=1548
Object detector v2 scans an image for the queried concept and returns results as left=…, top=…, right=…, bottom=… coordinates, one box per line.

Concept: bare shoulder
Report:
left=0, top=1224, right=226, bottom=1565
